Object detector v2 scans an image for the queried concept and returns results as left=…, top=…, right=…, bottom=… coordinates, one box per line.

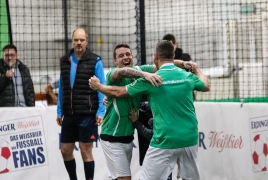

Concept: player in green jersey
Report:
left=98, top=43, right=199, bottom=180
left=89, top=40, right=209, bottom=180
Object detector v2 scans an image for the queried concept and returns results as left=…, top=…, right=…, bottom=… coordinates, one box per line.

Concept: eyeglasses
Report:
left=3, top=54, right=16, bottom=58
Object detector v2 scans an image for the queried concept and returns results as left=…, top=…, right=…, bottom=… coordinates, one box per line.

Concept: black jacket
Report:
left=175, top=48, right=191, bottom=61
left=135, top=100, right=153, bottom=166
left=0, top=59, right=35, bottom=107
left=60, top=48, right=99, bottom=115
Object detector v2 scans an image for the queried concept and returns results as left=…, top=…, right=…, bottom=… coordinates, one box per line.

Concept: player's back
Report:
left=148, top=64, right=202, bottom=149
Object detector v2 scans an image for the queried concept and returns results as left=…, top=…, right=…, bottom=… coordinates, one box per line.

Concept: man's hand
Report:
left=103, top=96, right=108, bottom=107
left=6, top=69, right=13, bottom=78
left=143, top=72, right=162, bottom=87
left=56, top=116, right=63, bottom=126
left=96, top=116, right=103, bottom=126
left=128, top=108, right=138, bottom=123
left=190, top=63, right=210, bottom=92
left=183, top=60, right=197, bottom=72
left=188, top=61, right=200, bottom=74
left=89, top=76, right=101, bottom=90
left=45, top=85, right=58, bottom=105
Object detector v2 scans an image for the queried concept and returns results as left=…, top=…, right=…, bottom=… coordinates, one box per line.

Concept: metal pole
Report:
left=63, top=0, right=68, bottom=53
left=6, top=0, right=13, bottom=44
left=139, top=0, right=146, bottom=65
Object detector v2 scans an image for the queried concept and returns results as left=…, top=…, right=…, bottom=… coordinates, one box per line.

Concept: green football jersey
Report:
left=126, top=64, right=205, bottom=149
left=101, top=65, right=154, bottom=137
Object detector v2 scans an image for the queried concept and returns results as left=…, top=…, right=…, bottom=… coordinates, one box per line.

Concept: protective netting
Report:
left=144, top=0, right=268, bottom=102
left=1, top=0, right=268, bottom=102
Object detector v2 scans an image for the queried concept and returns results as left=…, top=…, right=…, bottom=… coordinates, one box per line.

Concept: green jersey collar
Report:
left=159, top=63, right=175, bottom=69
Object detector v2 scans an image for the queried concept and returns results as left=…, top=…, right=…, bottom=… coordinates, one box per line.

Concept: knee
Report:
left=61, top=148, right=73, bottom=159
left=80, top=147, right=93, bottom=160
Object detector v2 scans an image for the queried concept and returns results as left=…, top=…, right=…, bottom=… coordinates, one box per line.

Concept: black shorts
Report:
left=60, top=115, right=98, bottom=143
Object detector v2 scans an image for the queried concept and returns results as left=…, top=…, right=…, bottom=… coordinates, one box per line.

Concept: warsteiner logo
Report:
left=249, top=116, right=268, bottom=172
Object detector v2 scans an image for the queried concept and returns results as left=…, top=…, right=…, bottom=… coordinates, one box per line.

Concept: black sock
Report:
left=167, top=172, right=172, bottom=180
left=64, top=159, right=77, bottom=180
left=84, top=161, right=95, bottom=180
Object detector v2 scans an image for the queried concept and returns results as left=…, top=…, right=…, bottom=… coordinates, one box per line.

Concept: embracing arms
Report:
left=89, top=76, right=128, bottom=98
left=110, top=67, right=162, bottom=86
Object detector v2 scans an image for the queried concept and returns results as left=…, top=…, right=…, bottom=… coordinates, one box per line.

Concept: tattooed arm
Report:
left=111, top=67, right=162, bottom=86
left=111, top=68, right=144, bottom=82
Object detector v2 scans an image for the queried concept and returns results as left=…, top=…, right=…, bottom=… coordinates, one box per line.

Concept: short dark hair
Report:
left=113, top=43, right=132, bottom=59
left=162, top=34, right=176, bottom=45
left=2, top=44, right=17, bottom=53
left=72, top=28, right=88, bottom=39
left=155, top=40, right=174, bottom=61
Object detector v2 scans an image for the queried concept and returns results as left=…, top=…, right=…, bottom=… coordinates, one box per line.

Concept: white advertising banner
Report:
left=0, top=103, right=268, bottom=180
left=0, top=106, right=141, bottom=180
left=195, top=103, right=268, bottom=180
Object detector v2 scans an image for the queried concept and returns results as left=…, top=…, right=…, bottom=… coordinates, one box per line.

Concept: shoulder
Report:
left=132, top=66, right=141, bottom=71
left=84, top=48, right=100, bottom=61
left=106, top=68, right=116, bottom=82
left=136, top=65, right=154, bottom=72
left=107, top=68, right=116, bottom=75
left=0, top=63, right=5, bottom=73
left=17, top=61, right=31, bottom=75
left=128, top=78, right=148, bottom=89
left=0, top=59, right=5, bottom=69
left=17, top=60, right=27, bottom=68
left=60, top=49, right=74, bottom=61
left=185, top=72, right=199, bottom=81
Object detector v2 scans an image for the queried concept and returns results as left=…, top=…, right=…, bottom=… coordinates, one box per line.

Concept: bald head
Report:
left=72, top=28, right=88, bottom=57
left=72, top=28, right=88, bottom=39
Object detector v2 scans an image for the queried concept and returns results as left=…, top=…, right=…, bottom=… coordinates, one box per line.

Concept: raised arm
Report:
left=173, top=59, right=209, bottom=91
left=192, top=64, right=210, bottom=92
left=151, top=59, right=197, bottom=72
left=173, top=59, right=186, bottom=69
left=173, top=60, right=197, bottom=72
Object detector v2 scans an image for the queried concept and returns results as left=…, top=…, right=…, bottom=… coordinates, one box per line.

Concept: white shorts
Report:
left=140, top=145, right=200, bottom=180
left=100, top=139, right=133, bottom=179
